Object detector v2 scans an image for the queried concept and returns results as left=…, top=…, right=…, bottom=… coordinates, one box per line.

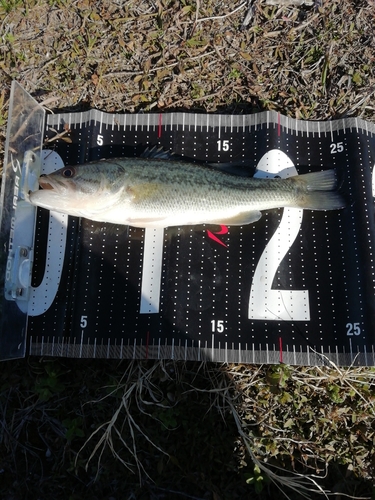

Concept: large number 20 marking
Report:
left=248, top=150, right=311, bottom=321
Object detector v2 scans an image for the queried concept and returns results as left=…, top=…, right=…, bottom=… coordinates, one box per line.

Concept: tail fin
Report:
left=293, top=170, right=345, bottom=211
left=302, top=169, right=338, bottom=191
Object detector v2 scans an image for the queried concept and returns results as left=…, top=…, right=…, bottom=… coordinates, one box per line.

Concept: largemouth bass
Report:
left=29, top=153, right=345, bottom=228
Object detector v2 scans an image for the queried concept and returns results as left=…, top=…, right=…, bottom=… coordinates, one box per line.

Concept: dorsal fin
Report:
left=140, top=146, right=174, bottom=160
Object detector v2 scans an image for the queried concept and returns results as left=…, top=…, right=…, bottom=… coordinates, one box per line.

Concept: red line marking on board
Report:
left=145, top=331, right=150, bottom=359
left=279, top=336, right=283, bottom=363
left=207, top=225, right=228, bottom=247
left=277, top=113, right=281, bottom=137
left=158, top=114, right=162, bottom=138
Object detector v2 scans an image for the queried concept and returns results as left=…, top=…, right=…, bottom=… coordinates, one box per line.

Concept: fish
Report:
left=29, top=151, right=345, bottom=229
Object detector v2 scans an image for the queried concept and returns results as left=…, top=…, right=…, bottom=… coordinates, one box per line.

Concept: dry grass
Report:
left=1, top=0, right=374, bottom=123
left=1, top=0, right=375, bottom=499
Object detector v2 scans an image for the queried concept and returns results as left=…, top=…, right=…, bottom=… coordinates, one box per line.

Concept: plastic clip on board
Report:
left=1, top=83, right=375, bottom=366
left=0, top=82, right=45, bottom=360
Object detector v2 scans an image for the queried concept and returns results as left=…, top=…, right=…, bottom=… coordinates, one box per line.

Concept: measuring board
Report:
left=1, top=83, right=375, bottom=365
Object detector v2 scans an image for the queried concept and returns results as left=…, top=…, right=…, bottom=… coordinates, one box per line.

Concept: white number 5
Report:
left=80, top=315, right=88, bottom=328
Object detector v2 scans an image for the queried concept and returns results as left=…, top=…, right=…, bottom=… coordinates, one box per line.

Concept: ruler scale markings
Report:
left=279, top=337, right=283, bottom=363
left=71, top=337, right=76, bottom=358
left=79, top=330, right=84, bottom=358
left=132, top=338, right=135, bottom=359
left=319, top=345, right=324, bottom=364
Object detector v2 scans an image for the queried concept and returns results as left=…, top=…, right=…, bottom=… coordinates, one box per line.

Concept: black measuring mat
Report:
left=27, top=111, right=375, bottom=366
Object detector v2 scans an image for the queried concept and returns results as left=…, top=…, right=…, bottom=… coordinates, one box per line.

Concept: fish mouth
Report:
left=39, top=176, right=54, bottom=190
left=29, top=177, right=77, bottom=213
left=38, top=175, right=75, bottom=192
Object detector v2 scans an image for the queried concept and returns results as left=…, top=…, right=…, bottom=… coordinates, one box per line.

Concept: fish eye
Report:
left=62, top=167, right=76, bottom=178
